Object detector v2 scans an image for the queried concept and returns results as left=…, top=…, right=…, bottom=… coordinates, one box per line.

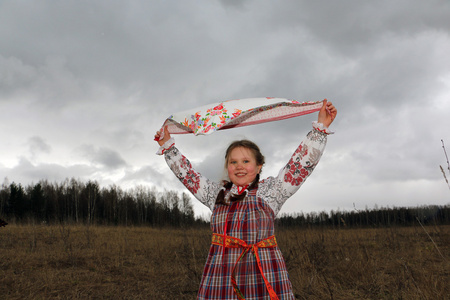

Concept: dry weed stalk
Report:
left=441, top=139, right=450, bottom=190
left=415, top=216, right=447, bottom=263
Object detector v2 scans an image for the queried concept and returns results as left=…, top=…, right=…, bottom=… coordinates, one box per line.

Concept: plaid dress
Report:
left=162, top=124, right=329, bottom=299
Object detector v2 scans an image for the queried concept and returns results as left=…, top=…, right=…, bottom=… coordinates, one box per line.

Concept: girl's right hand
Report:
left=154, top=126, right=171, bottom=146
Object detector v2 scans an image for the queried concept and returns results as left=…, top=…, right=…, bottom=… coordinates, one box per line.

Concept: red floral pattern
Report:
left=183, top=169, right=201, bottom=194
left=284, top=145, right=310, bottom=186
left=180, top=156, right=201, bottom=194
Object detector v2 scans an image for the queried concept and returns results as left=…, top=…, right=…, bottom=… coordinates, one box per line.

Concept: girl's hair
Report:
left=224, top=140, right=265, bottom=169
left=215, top=140, right=265, bottom=205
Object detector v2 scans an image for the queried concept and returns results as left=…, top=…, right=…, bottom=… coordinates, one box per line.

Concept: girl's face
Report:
left=227, top=146, right=262, bottom=187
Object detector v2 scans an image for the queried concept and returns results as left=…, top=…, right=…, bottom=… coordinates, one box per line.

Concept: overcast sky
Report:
left=1, top=0, right=449, bottom=218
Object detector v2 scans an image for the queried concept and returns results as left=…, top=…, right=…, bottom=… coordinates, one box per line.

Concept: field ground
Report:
left=0, top=224, right=449, bottom=299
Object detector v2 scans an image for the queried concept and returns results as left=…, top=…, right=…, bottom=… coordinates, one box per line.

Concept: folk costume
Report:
left=157, top=121, right=331, bottom=300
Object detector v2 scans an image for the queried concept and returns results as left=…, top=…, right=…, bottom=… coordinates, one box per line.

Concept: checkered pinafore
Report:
left=198, top=186, right=293, bottom=299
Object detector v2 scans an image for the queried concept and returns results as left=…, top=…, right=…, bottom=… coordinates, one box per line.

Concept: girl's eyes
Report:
left=229, top=160, right=250, bottom=164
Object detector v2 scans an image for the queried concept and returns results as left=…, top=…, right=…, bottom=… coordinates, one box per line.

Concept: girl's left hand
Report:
left=318, top=99, right=337, bottom=128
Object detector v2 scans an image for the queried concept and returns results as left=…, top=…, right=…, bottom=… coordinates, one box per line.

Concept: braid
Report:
left=215, top=181, right=233, bottom=205
left=215, top=174, right=260, bottom=205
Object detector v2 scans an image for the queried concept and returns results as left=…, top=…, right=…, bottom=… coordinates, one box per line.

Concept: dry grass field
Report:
left=1, top=224, right=448, bottom=299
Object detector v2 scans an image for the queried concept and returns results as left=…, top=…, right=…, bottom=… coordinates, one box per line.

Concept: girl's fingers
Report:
left=154, top=131, right=162, bottom=141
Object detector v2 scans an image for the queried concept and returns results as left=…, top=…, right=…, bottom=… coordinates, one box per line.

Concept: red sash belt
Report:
left=212, top=233, right=279, bottom=300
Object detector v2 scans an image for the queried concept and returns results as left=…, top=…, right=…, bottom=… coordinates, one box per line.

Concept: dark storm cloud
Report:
left=0, top=0, right=449, bottom=215
left=261, top=0, right=450, bottom=53
left=79, top=145, right=127, bottom=170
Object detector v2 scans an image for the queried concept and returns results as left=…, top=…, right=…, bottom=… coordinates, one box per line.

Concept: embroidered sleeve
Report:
left=156, top=137, right=175, bottom=155
left=163, top=146, right=221, bottom=211
left=258, top=122, right=330, bottom=215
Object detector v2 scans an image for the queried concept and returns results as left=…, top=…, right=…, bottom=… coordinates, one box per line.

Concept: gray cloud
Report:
left=79, top=145, right=127, bottom=170
left=0, top=157, right=96, bottom=185
left=1, top=0, right=449, bottom=215
left=28, top=136, right=52, bottom=158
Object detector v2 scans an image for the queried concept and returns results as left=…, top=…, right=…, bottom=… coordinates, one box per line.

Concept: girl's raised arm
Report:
left=155, top=127, right=221, bottom=211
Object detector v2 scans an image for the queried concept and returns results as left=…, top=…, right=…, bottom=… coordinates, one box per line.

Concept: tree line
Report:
left=1, top=177, right=449, bottom=228
left=276, top=204, right=450, bottom=228
left=0, top=178, right=207, bottom=227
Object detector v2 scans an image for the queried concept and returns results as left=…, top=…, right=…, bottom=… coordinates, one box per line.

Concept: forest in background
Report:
left=0, top=177, right=449, bottom=228
left=0, top=178, right=201, bottom=227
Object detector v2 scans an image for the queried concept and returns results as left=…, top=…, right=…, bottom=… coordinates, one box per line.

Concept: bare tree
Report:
left=83, top=181, right=99, bottom=225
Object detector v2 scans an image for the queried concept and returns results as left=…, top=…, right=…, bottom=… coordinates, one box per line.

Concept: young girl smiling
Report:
left=155, top=100, right=337, bottom=300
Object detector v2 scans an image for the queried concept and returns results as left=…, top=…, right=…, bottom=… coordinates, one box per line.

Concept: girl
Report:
left=155, top=100, right=337, bottom=299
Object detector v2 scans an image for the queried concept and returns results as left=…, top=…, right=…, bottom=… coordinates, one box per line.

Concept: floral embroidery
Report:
left=183, top=169, right=201, bottom=194
left=308, top=128, right=328, bottom=143
left=282, top=141, right=323, bottom=186
left=171, top=152, right=202, bottom=194
left=207, top=104, right=225, bottom=116
left=164, top=98, right=323, bottom=136
left=204, top=124, right=213, bottom=133
left=232, top=109, right=242, bottom=118
left=284, top=155, right=310, bottom=186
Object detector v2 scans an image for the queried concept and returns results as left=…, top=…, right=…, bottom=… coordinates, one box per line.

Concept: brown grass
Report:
left=0, top=224, right=448, bottom=299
